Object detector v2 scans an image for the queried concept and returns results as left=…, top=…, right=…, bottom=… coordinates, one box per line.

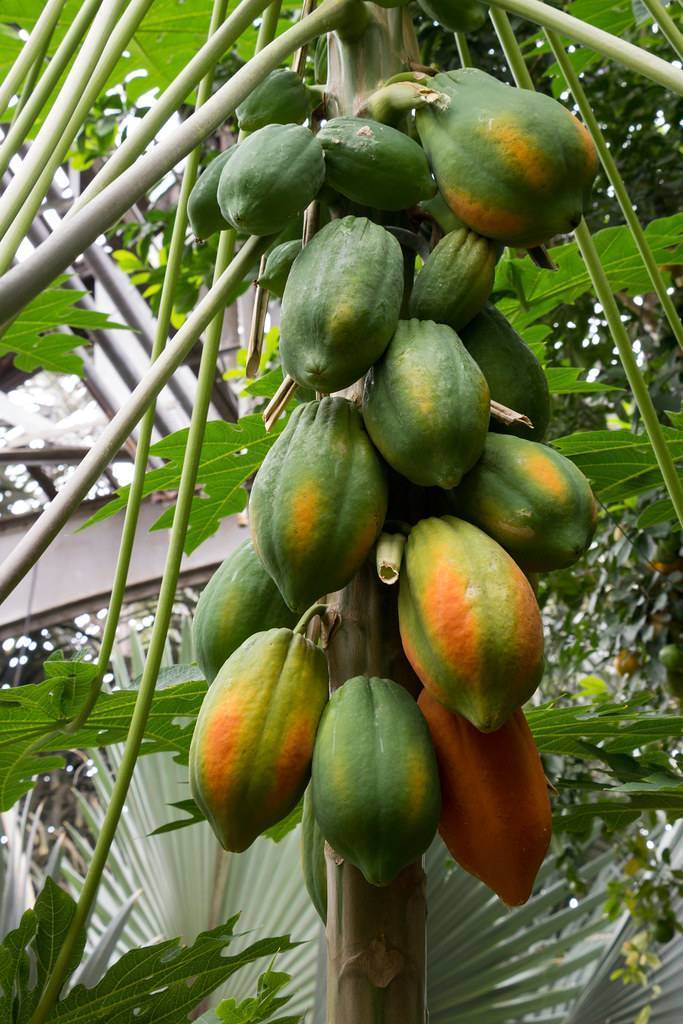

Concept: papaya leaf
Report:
left=150, top=799, right=206, bottom=836
left=81, top=411, right=290, bottom=554
left=0, top=884, right=295, bottom=1024
left=0, top=277, right=125, bottom=375
left=261, top=799, right=303, bottom=844
left=214, top=968, right=301, bottom=1024
left=545, top=367, right=622, bottom=395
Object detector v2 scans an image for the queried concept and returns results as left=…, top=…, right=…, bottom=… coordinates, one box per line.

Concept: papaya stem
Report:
left=246, top=257, right=270, bottom=379
left=376, top=532, right=406, bottom=586
left=294, top=603, right=329, bottom=634
left=263, top=374, right=298, bottom=431
left=490, top=399, right=534, bottom=430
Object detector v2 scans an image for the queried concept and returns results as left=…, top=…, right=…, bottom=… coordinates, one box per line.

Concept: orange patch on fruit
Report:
left=485, top=119, right=555, bottom=191
left=423, top=557, right=480, bottom=682
left=270, top=718, right=314, bottom=806
left=444, top=187, right=528, bottom=243
left=511, top=574, right=544, bottom=682
left=287, top=482, right=322, bottom=557
left=524, top=451, right=567, bottom=500
left=202, top=702, right=244, bottom=801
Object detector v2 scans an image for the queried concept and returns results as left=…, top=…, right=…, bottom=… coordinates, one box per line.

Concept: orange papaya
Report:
left=250, top=397, right=388, bottom=611
left=416, top=68, right=598, bottom=247
left=399, top=517, right=544, bottom=731
left=450, top=434, right=598, bottom=571
left=189, top=627, right=328, bottom=852
left=418, top=690, right=552, bottom=906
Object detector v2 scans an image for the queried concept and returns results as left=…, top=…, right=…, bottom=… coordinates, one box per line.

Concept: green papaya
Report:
left=312, top=676, right=441, bottom=886
left=192, top=539, right=297, bottom=684
left=317, top=117, right=436, bottom=211
left=188, top=148, right=236, bottom=240
left=409, top=226, right=498, bottom=331
left=362, top=319, right=490, bottom=489
left=190, top=627, right=328, bottom=852
left=416, top=68, right=598, bottom=247
left=460, top=305, right=550, bottom=441
left=301, top=785, right=327, bottom=923
left=257, top=239, right=302, bottom=298
left=659, top=645, right=683, bottom=673
left=250, top=397, right=388, bottom=611
left=280, top=217, right=403, bottom=392
left=217, top=124, right=325, bottom=236
left=450, top=435, right=598, bottom=571
left=416, top=0, right=487, bottom=31
left=236, top=69, right=317, bottom=132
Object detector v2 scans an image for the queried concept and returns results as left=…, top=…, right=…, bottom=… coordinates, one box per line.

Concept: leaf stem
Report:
left=0, top=0, right=67, bottom=119
left=454, top=32, right=473, bottom=68
left=0, top=0, right=357, bottom=323
left=486, top=0, right=683, bottom=95
left=642, top=0, right=683, bottom=61
left=545, top=29, right=683, bottom=352
left=294, top=603, right=329, bottom=634
left=488, top=9, right=683, bottom=529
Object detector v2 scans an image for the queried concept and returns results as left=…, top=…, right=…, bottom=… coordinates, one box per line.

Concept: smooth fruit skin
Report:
left=280, top=216, right=404, bottom=393
left=461, top=305, right=550, bottom=442
left=189, top=628, right=328, bottom=852
left=188, top=148, right=235, bottom=240
left=450, top=434, right=598, bottom=572
left=301, top=785, right=327, bottom=923
left=236, top=68, right=316, bottom=132
left=317, top=117, right=436, bottom=211
left=399, top=517, right=544, bottom=731
left=192, top=539, right=297, bottom=684
left=362, top=319, right=490, bottom=489
left=250, top=397, right=388, bottom=612
left=312, top=676, right=441, bottom=886
left=416, top=0, right=487, bottom=32
left=418, top=691, right=552, bottom=906
left=409, top=226, right=498, bottom=331
left=257, top=240, right=302, bottom=298
left=217, top=124, right=325, bottom=237
left=416, top=68, right=598, bottom=247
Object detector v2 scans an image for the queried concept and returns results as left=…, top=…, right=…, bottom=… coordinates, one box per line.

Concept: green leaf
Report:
left=551, top=426, right=683, bottom=505
left=545, top=367, right=622, bottom=395
left=150, top=799, right=206, bottom=836
left=214, top=969, right=300, bottom=1024
left=0, top=277, right=125, bottom=375
left=262, top=799, right=303, bottom=844
left=81, top=411, right=291, bottom=554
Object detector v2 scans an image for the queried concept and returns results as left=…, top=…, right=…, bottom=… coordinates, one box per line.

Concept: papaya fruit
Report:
left=236, top=69, right=317, bottom=132
left=280, top=217, right=404, bottom=392
left=189, top=627, right=328, bottom=852
left=317, top=117, right=436, bottom=211
left=250, top=397, right=388, bottom=611
left=418, top=691, right=552, bottom=906
left=188, top=147, right=236, bottom=240
left=217, top=124, right=325, bottom=236
left=659, top=644, right=683, bottom=673
left=409, top=226, right=498, bottom=331
left=312, top=676, right=440, bottom=886
left=419, top=191, right=466, bottom=234
left=450, top=434, right=598, bottom=571
left=399, top=516, right=544, bottom=731
left=416, top=0, right=487, bottom=32
left=460, top=305, right=550, bottom=442
left=362, top=319, right=490, bottom=489
left=416, top=68, right=598, bottom=247
left=257, top=239, right=302, bottom=298
left=192, top=539, right=297, bottom=684
left=301, top=785, right=327, bottom=923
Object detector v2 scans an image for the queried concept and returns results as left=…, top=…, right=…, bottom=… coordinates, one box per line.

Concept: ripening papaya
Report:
left=461, top=305, right=550, bottom=442
left=450, top=434, right=598, bottom=571
left=418, top=691, right=552, bottom=906
left=312, top=676, right=441, bottom=886
left=416, top=0, right=487, bottom=32
left=192, top=539, right=297, bottom=684
left=217, top=124, right=325, bottom=236
left=188, top=148, right=236, bottom=240
left=416, top=68, right=598, bottom=247
left=280, top=217, right=404, bottom=392
left=250, top=397, right=388, bottom=611
left=189, top=627, right=328, bottom=852
left=301, top=785, right=327, bottom=923
left=235, top=69, right=318, bottom=132
left=362, top=319, right=490, bottom=489
left=317, top=117, right=436, bottom=210
left=409, top=226, right=498, bottom=331
left=399, top=517, right=544, bottom=731
left=257, top=240, right=302, bottom=297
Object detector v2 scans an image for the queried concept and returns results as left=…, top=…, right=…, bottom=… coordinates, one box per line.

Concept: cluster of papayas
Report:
left=188, top=38, right=600, bottom=910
